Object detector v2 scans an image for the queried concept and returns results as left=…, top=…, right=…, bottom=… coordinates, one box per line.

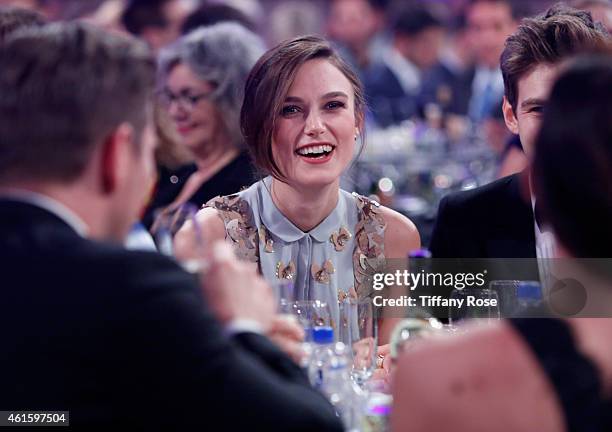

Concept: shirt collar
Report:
left=256, top=177, right=345, bottom=243
left=473, top=66, right=504, bottom=93
left=528, top=176, right=549, bottom=235
left=0, top=188, right=89, bottom=237
left=383, top=48, right=421, bottom=94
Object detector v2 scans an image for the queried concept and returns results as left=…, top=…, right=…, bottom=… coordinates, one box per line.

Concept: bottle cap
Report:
left=312, top=326, right=334, bottom=344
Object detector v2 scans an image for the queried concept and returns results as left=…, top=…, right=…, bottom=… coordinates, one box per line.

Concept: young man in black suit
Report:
left=430, top=5, right=610, bottom=261
left=0, top=23, right=342, bottom=430
left=420, top=0, right=519, bottom=122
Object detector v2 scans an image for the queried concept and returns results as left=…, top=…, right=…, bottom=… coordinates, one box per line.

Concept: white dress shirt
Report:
left=468, top=66, right=505, bottom=120
left=382, top=48, right=421, bottom=94
left=531, top=194, right=557, bottom=295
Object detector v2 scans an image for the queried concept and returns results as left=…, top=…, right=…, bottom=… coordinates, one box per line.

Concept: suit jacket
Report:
left=0, top=200, right=342, bottom=430
left=429, top=173, right=539, bottom=281
left=363, top=61, right=420, bottom=128
left=419, top=63, right=475, bottom=117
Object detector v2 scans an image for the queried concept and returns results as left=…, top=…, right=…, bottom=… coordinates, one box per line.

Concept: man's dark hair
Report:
left=181, top=4, right=255, bottom=35
left=393, top=4, right=444, bottom=37
left=122, top=0, right=170, bottom=35
left=501, top=3, right=610, bottom=111
left=0, top=6, right=45, bottom=45
left=0, top=23, right=155, bottom=183
left=534, top=54, right=612, bottom=259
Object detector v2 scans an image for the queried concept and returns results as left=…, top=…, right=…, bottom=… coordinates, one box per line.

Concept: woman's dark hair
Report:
left=533, top=54, right=612, bottom=258
left=240, top=35, right=365, bottom=181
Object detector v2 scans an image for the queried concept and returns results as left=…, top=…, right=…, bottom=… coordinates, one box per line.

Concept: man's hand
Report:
left=268, top=315, right=306, bottom=364
left=200, top=242, right=275, bottom=332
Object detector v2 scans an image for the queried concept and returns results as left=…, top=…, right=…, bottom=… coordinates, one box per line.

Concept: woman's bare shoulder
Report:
left=391, top=321, right=564, bottom=432
left=378, top=205, right=420, bottom=258
left=174, top=206, right=226, bottom=260
left=194, top=206, right=227, bottom=242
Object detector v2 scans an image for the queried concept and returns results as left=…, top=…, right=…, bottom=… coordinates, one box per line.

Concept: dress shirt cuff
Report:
left=225, top=319, right=265, bottom=336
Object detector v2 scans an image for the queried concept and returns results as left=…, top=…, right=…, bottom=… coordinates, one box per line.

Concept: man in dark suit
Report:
left=0, top=23, right=342, bottom=430
left=363, top=4, right=445, bottom=128
left=430, top=172, right=534, bottom=258
left=421, top=0, right=520, bottom=122
left=430, top=6, right=610, bottom=262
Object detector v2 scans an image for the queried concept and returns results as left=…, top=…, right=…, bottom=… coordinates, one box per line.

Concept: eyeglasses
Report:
left=157, top=88, right=215, bottom=112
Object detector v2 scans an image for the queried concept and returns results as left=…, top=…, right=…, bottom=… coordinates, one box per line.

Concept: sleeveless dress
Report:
left=510, top=318, right=612, bottom=431
left=205, top=177, right=387, bottom=324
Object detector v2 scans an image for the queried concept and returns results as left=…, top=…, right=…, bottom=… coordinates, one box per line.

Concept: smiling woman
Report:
left=141, top=22, right=265, bottom=230
left=177, top=35, right=420, bottom=345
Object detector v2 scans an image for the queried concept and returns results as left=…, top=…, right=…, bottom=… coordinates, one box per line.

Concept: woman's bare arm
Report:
left=378, top=206, right=421, bottom=343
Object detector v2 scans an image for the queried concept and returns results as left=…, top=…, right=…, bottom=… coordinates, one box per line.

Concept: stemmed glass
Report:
left=272, top=281, right=332, bottom=368
left=272, top=280, right=298, bottom=315
left=289, top=300, right=333, bottom=340
left=448, top=288, right=501, bottom=327
left=339, top=298, right=378, bottom=387
left=150, top=203, right=205, bottom=272
left=489, top=280, right=520, bottom=317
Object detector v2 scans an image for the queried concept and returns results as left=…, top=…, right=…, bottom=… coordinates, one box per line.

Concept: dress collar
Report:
left=256, top=177, right=346, bottom=243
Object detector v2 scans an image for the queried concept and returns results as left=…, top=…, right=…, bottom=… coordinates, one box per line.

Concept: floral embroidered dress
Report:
left=206, top=176, right=386, bottom=323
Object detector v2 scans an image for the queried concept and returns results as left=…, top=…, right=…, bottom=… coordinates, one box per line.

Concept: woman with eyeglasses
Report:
left=141, top=22, right=265, bottom=230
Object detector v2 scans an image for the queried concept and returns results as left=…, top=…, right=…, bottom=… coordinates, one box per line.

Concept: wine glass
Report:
left=489, top=280, right=520, bottom=317
left=448, top=287, right=500, bottom=327
left=150, top=203, right=205, bottom=272
left=271, top=280, right=298, bottom=315
left=340, top=298, right=378, bottom=387
left=282, top=299, right=332, bottom=368
left=289, top=300, right=332, bottom=340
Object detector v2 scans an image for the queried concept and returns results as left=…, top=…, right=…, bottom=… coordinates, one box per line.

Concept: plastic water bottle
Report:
left=309, top=328, right=364, bottom=430
left=308, top=326, right=335, bottom=389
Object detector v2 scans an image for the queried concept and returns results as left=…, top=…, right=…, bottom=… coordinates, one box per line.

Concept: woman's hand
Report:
left=371, top=344, right=392, bottom=386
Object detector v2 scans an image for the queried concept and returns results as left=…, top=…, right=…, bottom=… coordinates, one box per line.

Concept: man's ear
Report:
left=100, top=123, right=134, bottom=195
left=502, top=96, right=519, bottom=135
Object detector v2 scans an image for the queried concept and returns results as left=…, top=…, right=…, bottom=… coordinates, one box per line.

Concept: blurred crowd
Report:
left=1, top=0, right=612, bottom=430
left=1, top=0, right=609, bottom=227
left=2, top=0, right=610, bottom=183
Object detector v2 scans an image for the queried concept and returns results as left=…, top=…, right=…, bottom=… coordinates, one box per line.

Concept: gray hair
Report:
left=158, top=22, right=266, bottom=147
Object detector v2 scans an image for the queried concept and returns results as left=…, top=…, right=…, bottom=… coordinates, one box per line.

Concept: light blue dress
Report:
left=206, top=177, right=386, bottom=324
